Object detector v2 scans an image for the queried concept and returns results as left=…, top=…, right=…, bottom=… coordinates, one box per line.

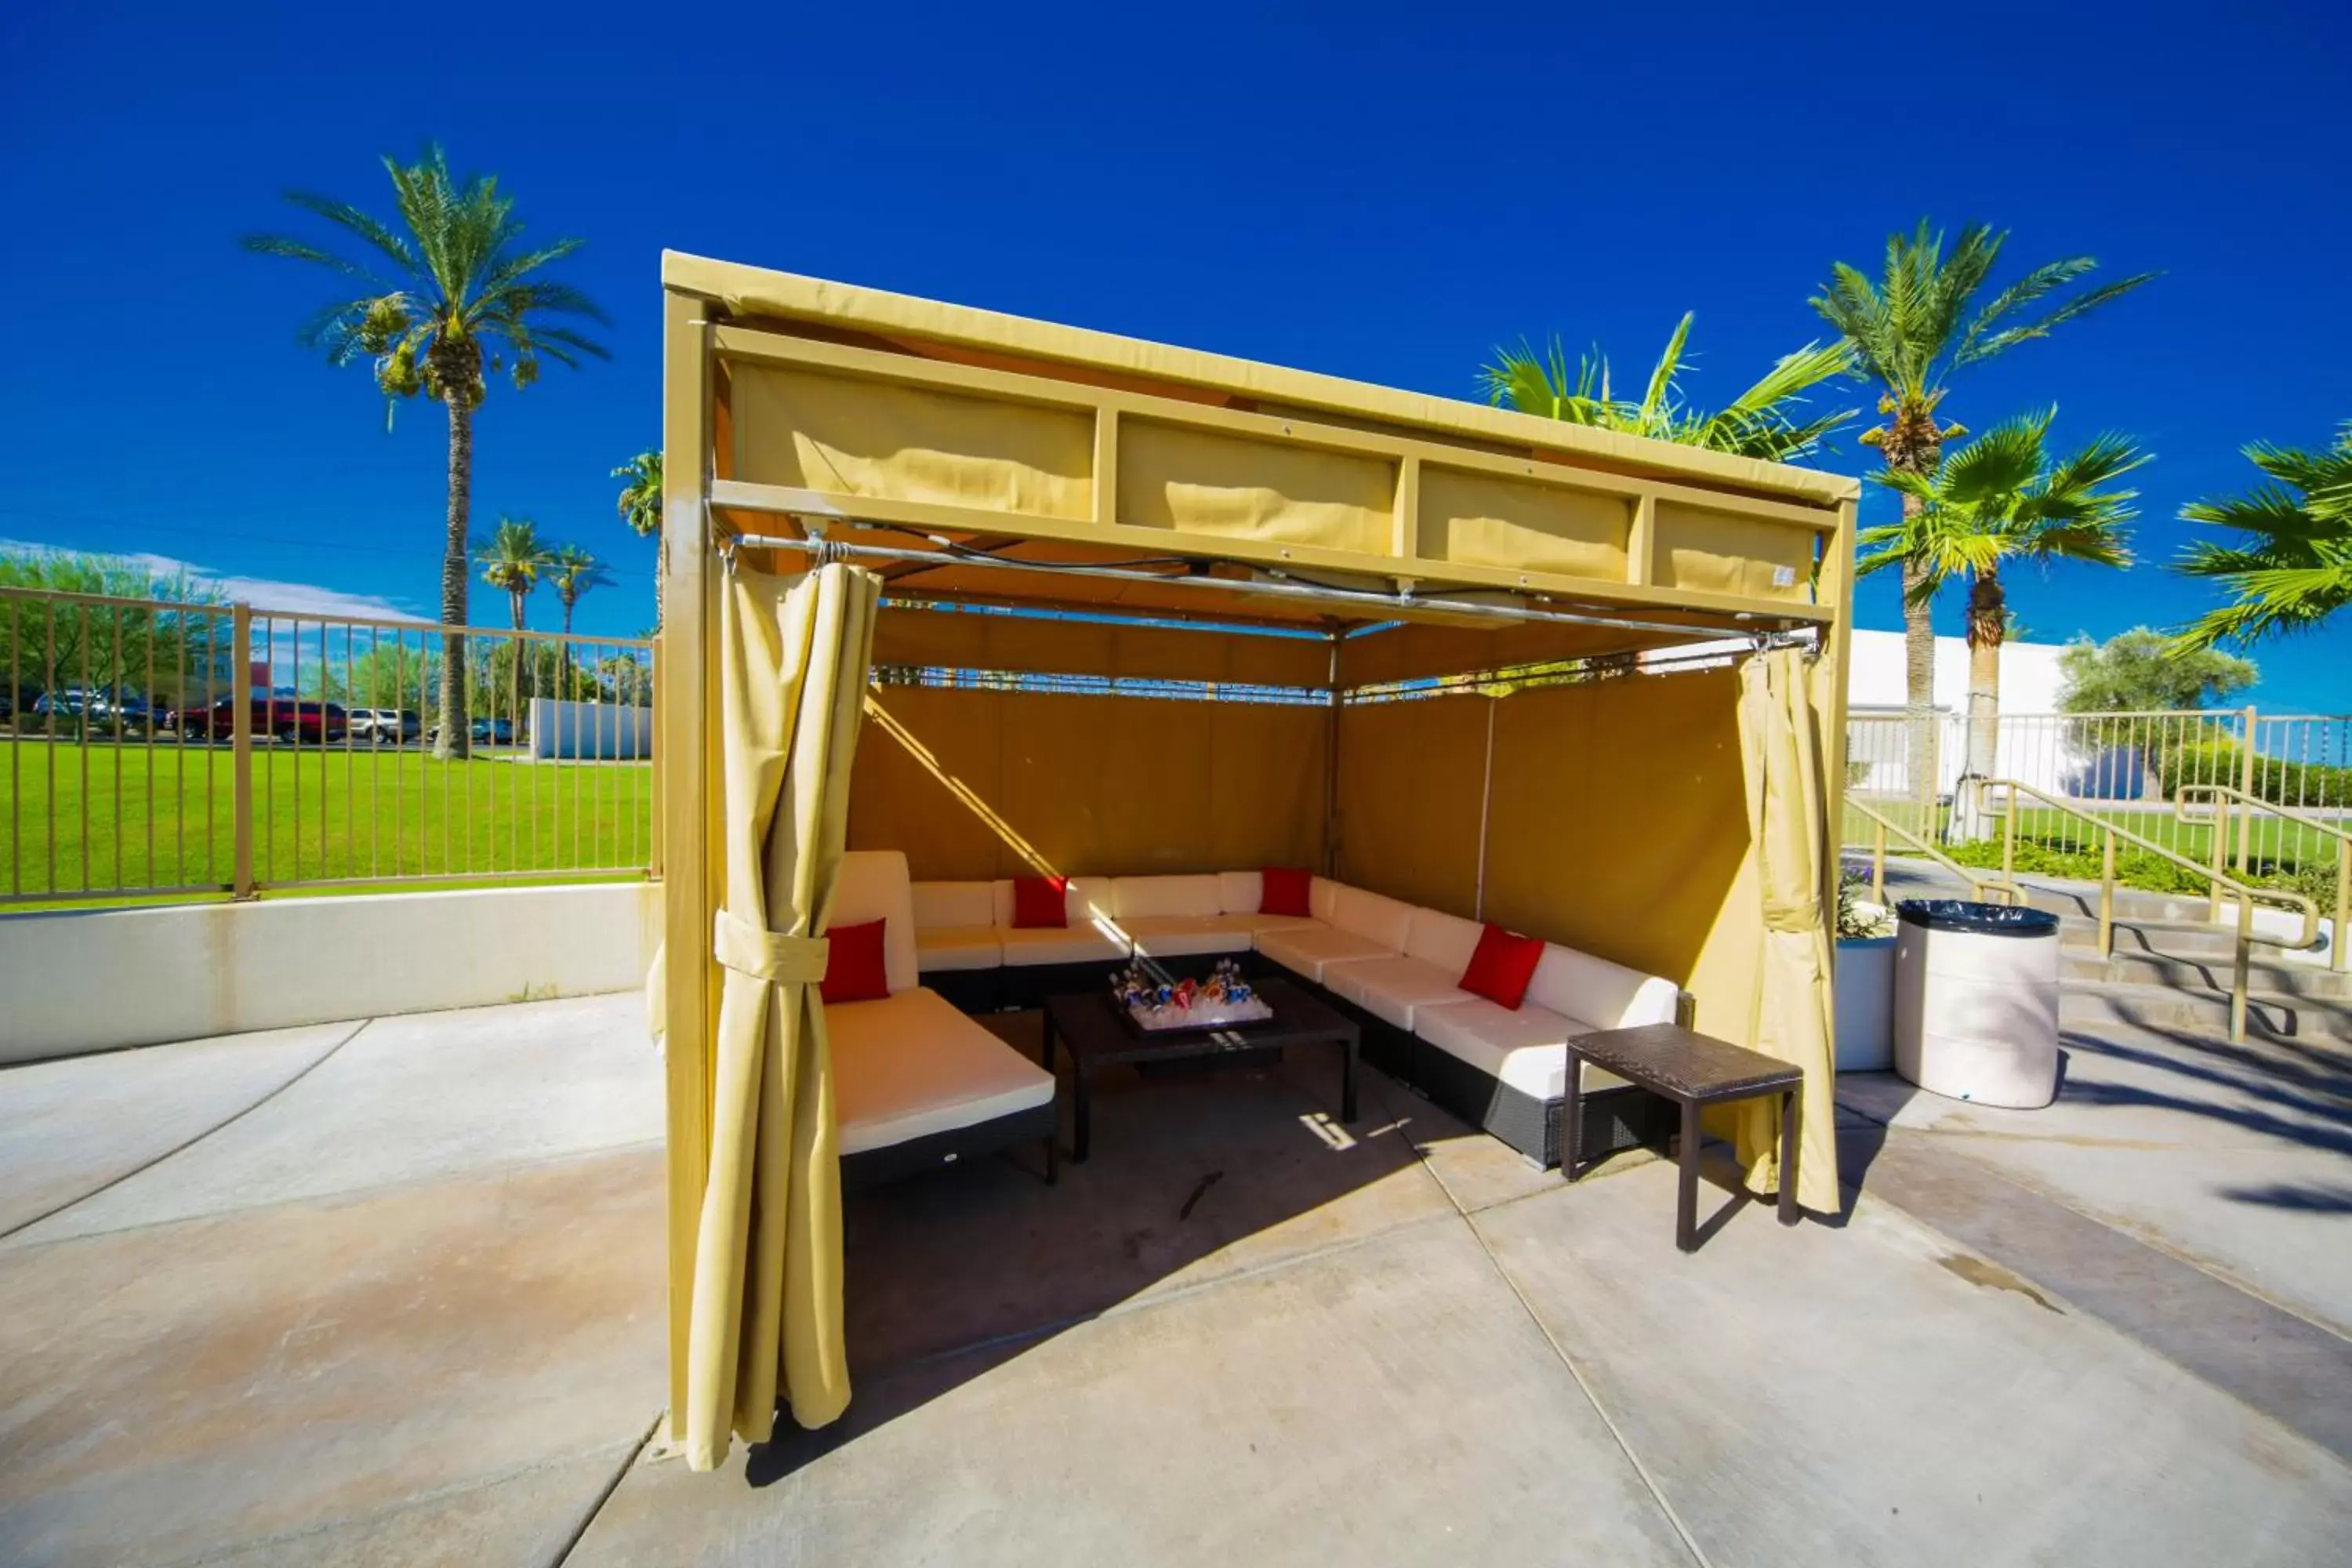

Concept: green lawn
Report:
left=1842, top=796, right=2347, bottom=873
left=0, top=737, right=654, bottom=901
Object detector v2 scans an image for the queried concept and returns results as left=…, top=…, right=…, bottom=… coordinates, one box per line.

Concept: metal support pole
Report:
left=2335, top=837, right=2349, bottom=975
left=2236, top=706, right=2259, bottom=877
left=2098, top=830, right=2117, bottom=959
left=230, top=602, right=256, bottom=899
left=2208, top=796, right=2230, bottom=926
left=1871, top=821, right=1886, bottom=905
left=2232, top=898, right=2253, bottom=1044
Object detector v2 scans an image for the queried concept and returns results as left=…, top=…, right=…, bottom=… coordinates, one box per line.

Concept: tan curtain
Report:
left=682, top=560, right=880, bottom=1471
left=1732, top=646, right=1842, bottom=1214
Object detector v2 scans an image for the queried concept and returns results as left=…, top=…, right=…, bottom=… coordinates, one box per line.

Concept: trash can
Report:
left=1893, top=899, right=2062, bottom=1109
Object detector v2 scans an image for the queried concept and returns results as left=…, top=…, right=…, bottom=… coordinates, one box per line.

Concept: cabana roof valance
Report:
left=665, top=251, right=1859, bottom=659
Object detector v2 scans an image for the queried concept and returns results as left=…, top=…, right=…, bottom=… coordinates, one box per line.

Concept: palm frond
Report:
left=2170, top=427, right=2352, bottom=648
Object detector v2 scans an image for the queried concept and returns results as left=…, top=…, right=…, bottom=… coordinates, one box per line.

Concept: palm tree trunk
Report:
left=434, top=396, right=473, bottom=761
left=1893, top=492, right=1939, bottom=839
left=560, top=597, right=575, bottom=697
left=1959, top=568, right=2005, bottom=838
left=510, top=588, right=528, bottom=750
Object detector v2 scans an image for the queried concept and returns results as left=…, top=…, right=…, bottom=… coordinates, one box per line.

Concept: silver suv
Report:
left=350, top=708, right=420, bottom=745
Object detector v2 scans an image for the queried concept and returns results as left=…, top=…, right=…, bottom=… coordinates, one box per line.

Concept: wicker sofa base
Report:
left=1291, top=978, right=1665, bottom=1167
left=840, top=1098, right=1058, bottom=1192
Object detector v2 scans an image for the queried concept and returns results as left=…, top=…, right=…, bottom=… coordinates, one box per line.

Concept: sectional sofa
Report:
left=823, top=851, right=1059, bottom=1188
left=896, top=867, right=1687, bottom=1167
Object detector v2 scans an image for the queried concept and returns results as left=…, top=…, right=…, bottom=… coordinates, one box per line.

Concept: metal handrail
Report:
left=2176, top=783, right=2350, bottom=975
left=1982, top=778, right=2322, bottom=1042
left=1847, top=795, right=2025, bottom=908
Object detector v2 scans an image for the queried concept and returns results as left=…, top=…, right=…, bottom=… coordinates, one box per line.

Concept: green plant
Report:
left=245, top=145, right=609, bottom=760
left=1480, top=313, right=1854, bottom=463
left=1837, top=869, right=1895, bottom=940
left=2172, top=422, right=2352, bottom=650
left=1811, top=221, right=2154, bottom=815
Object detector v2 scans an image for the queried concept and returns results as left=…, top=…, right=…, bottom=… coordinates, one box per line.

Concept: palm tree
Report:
left=1865, top=409, right=2146, bottom=836
left=615, top=451, right=662, bottom=536
left=245, top=145, right=609, bottom=759
left=2171, top=423, right=2352, bottom=650
left=547, top=543, right=613, bottom=695
left=1481, top=313, right=1854, bottom=463
left=475, top=517, right=554, bottom=744
left=1812, top=221, right=2153, bottom=823
left=614, top=450, right=663, bottom=630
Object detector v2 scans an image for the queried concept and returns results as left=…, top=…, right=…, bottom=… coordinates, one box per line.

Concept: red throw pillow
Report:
left=820, top=918, right=891, bottom=1005
left=1260, top=867, right=1312, bottom=917
left=1011, top=874, right=1069, bottom=929
left=1460, top=924, right=1544, bottom=1011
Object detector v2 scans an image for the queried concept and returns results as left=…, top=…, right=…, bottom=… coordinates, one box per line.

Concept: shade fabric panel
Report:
left=683, top=560, right=880, bottom=1472
left=848, top=686, right=1327, bottom=881
left=1730, top=647, right=1841, bottom=1213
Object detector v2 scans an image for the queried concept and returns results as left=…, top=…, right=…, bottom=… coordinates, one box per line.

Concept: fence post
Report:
left=2336, top=836, right=2349, bottom=975
left=230, top=602, right=256, bottom=899
left=2236, top=705, right=2258, bottom=877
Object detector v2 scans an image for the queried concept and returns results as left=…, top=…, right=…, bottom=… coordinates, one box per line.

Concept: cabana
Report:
left=652, top=252, right=1861, bottom=1471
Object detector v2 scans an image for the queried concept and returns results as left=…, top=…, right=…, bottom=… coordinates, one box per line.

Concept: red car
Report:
left=175, top=696, right=350, bottom=743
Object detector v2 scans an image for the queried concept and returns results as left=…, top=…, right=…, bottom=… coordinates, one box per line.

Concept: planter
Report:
left=1834, top=935, right=1896, bottom=1073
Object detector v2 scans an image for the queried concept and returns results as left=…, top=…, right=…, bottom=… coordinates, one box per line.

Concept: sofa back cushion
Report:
left=992, top=876, right=1119, bottom=931
left=1217, top=870, right=1261, bottom=915
left=829, top=850, right=920, bottom=995
left=1526, top=942, right=1679, bottom=1030
left=1330, top=885, right=1413, bottom=951
left=1113, top=874, right=1222, bottom=920
left=1403, top=906, right=1485, bottom=972
left=911, top=880, right=996, bottom=931
left=1310, top=877, right=1344, bottom=923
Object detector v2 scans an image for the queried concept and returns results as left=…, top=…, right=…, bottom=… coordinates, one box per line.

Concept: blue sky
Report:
left=3, top=1, right=2346, bottom=710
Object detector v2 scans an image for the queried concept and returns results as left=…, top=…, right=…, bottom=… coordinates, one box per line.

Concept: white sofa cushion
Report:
left=912, top=880, right=995, bottom=932
left=997, top=923, right=1131, bottom=967
left=828, top=987, right=1054, bottom=1154
left=915, top=927, right=1003, bottom=973
left=1526, top=943, right=1680, bottom=1031
left=1112, top=874, right=1223, bottom=920
left=1330, top=885, right=1414, bottom=950
left=1217, top=869, right=1261, bottom=915
left=1412, top=999, right=1633, bottom=1098
left=1403, top=907, right=1485, bottom=975
left=1121, top=913, right=1258, bottom=958
left=1254, top=923, right=1399, bottom=984
left=1309, top=877, right=1344, bottom=923
left=1322, top=954, right=1475, bottom=1031
left=829, top=850, right=920, bottom=996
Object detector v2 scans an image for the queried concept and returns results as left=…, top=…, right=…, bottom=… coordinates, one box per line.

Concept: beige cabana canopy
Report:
left=656, top=252, right=1861, bottom=1465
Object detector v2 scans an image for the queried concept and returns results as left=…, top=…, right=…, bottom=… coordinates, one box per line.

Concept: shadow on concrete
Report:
left=2216, top=1181, right=2352, bottom=1213
left=744, top=1013, right=1458, bottom=1488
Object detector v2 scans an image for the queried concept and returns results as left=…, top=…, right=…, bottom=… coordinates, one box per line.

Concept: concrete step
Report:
left=2060, top=978, right=2352, bottom=1046
left=2061, top=945, right=2352, bottom=1000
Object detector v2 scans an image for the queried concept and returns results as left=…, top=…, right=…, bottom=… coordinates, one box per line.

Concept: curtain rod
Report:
left=720, top=528, right=1795, bottom=644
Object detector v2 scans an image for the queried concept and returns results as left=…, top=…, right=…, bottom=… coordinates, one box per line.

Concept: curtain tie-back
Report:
left=713, top=908, right=832, bottom=985
left=1761, top=894, right=1821, bottom=933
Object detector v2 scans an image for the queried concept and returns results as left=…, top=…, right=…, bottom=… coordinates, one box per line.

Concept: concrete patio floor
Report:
left=2, top=995, right=2348, bottom=1566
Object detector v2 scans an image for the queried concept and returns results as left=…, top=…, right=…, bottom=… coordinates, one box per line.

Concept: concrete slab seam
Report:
left=0, top=1017, right=373, bottom=1243
left=1461, top=1210, right=1714, bottom=1568
left=551, top=1411, right=664, bottom=1568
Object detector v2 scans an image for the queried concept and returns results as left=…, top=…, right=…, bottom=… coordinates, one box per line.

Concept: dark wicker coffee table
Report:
left=1562, top=1022, right=1803, bottom=1252
left=1042, top=975, right=1359, bottom=1163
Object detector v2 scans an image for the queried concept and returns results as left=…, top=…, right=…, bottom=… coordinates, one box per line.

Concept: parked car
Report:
left=174, top=696, right=350, bottom=744
left=470, top=716, right=516, bottom=746
left=350, top=708, right=421, bottom=744
left=31, top=687, right=158, bottom=731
